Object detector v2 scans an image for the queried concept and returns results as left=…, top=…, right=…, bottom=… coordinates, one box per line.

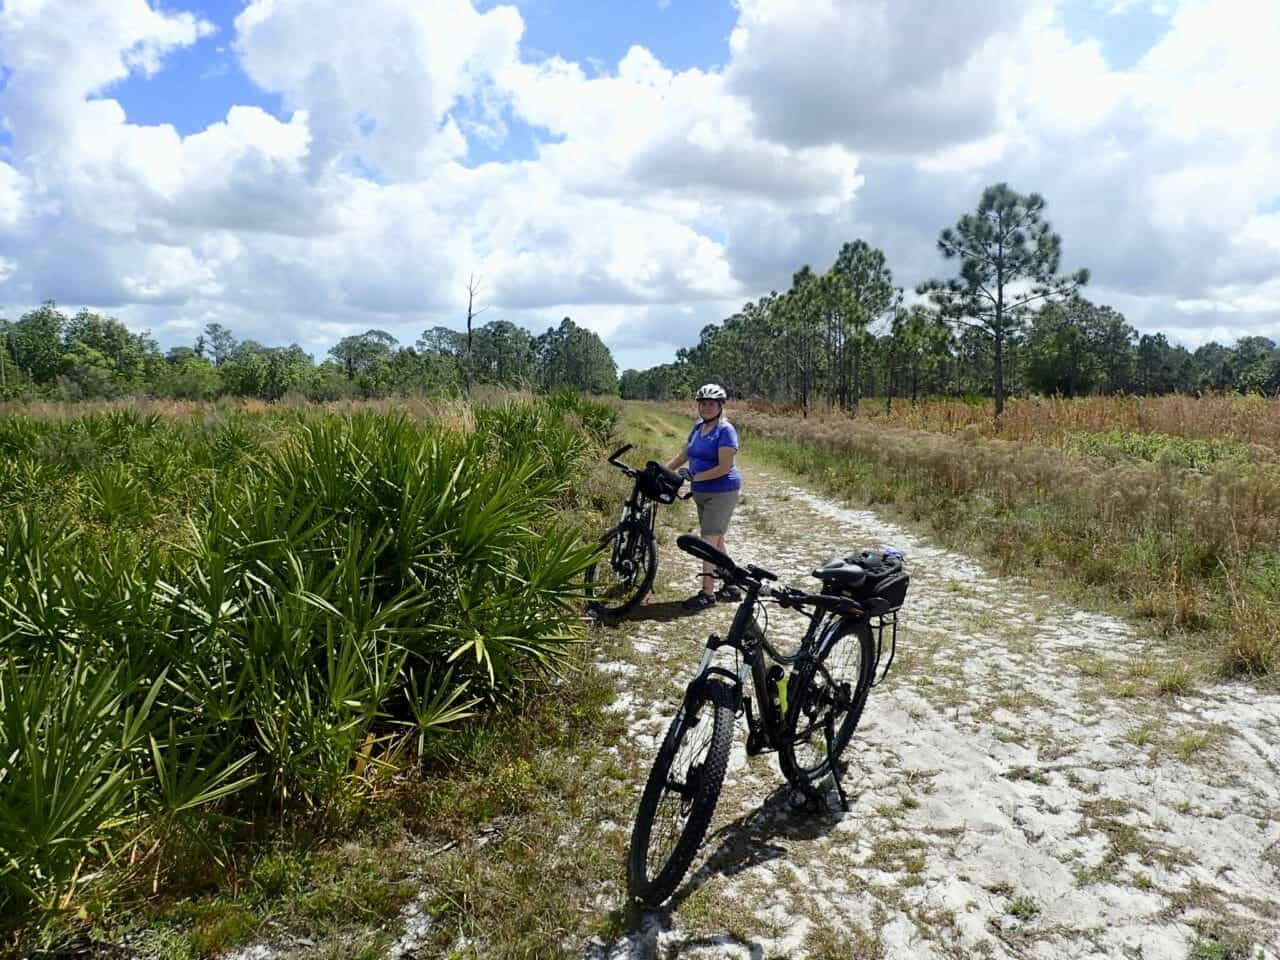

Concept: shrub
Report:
left=0, top=399, right=600, bottom=938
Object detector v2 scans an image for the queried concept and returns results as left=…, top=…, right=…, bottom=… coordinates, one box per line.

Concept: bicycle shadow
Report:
left=596, top=909, right=769, bottom=960
left=669, top=778, right=853, bottom=908
left=605, top=779, right=859, bottom=956
left=607, top=600, right=705, bottom=625
left=609, top=783, right=860, bottom=942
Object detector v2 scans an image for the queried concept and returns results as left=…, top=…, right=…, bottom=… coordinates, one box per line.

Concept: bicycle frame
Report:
left=602, top=443, right=682, bottom=570
left=610, top=482, right=657, bottom=566
left=587, top=444, right=694, bottom=620
left=627, top=535, right=898, bottom=904
left=683, top=582, right=834, bottom=762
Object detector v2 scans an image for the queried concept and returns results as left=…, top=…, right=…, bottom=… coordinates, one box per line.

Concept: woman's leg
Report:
left=702, top=490, right=739, bottom=599
left=701, top=533, right=725, bottom=595
left=685, top=492, right=737, bottom=608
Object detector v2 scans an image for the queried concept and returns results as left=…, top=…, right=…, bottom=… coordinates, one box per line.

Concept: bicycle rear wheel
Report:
left=778, top=617, right=875, bottom=785
left=627, top=677, right=734, bottom=906
left=585, top=522, right=656, bottom=618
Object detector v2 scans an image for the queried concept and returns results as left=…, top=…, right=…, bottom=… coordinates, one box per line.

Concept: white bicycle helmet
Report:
left=695, top=383, right=727, bottom=401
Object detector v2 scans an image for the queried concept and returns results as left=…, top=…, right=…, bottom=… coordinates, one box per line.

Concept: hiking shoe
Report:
left=682, top=591, right=716, bottom=610
left=715, top=584, right=742, bottom=603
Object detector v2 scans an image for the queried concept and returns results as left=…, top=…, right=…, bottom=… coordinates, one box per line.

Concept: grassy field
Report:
left=724, top=396, right=1280, bottom=683
left=6, top=392, right=1277, bottom=957
left=0, top=392, right=660, bottom=957
left=857, top=392, right=1280, bottom=449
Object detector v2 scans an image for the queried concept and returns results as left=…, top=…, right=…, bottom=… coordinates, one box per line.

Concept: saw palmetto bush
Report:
left=0, top=399, right=600, bottom=941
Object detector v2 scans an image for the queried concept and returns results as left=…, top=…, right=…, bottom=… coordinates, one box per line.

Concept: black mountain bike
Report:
left=585, top=444, right=688, bottom=618
left=627, top=534, right=908, bottom=907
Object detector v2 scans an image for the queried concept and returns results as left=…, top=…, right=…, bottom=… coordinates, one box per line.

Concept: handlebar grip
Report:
left=607, top=443, right=634, bottom=464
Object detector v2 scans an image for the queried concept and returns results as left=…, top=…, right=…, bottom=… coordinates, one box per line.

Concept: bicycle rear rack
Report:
left=869, top=610, right=899, bottom=688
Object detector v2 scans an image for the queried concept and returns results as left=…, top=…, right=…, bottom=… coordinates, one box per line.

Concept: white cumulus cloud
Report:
left=0, top=0, right=1277, bottom=370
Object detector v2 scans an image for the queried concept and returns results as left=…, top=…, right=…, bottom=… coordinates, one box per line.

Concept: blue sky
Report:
left=2, top=0, right=1278, bottom=372
left=506, top=0, right=739, bottom=74
left=98, top=0, right=743, bottom=166
left=95, top=1, right=1170, bottom=161
left=88, top=2, right=739, bottom=143
left=1059, top=0, right=1173, bottom=68
left=93, top=0, right=284, bottom=135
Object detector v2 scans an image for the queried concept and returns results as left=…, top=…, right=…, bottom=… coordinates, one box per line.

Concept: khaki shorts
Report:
left=692, top=490, right=739, bottom=536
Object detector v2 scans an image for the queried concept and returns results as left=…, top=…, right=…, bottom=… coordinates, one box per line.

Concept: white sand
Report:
left=588, top=465, right=1280, bottom=960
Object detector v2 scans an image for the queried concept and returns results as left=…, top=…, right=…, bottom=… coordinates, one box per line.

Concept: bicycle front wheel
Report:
left=778, top=617, right=875, bottom=785
left=585, top=522, right=656, bottom=618
left=627, top=677, right=734, bottom=906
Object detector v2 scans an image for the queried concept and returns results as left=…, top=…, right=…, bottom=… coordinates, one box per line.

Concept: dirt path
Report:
left=586, top=455, right=1280, bottom=960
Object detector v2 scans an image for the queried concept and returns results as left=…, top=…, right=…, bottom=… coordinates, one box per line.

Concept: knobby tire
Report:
left=627, top=677, right=735, bottom=906
left=585, top=522, right=657, bottom=618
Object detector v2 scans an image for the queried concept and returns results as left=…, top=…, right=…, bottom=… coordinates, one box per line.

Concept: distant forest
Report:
left=623, top=184, right=1280, bottom=413
left=2, top=184, right=1275, bottom=406
left=0, top=308, right=617, bottom=401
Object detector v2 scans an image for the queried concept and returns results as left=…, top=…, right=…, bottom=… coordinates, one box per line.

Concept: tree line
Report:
left=4, top=182, right=1273, bottom=409
left=621, top=183, right=1274, bottom=411
left=0, top=308, right=618, bottom=401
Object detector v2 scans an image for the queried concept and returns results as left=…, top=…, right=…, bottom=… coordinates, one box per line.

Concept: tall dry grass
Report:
left=734, top=407, right=1280, bottom=680
left=848, top=393, right=1280, bottom=449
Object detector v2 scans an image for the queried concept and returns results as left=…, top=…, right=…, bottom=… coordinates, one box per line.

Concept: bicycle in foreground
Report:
left=627, top=534, right=909, bottom=907
left=585, top=443, right=688, bottom=618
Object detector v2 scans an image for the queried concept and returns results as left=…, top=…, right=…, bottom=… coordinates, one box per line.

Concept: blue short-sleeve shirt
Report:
left=688, top=419, right=741, bottom=493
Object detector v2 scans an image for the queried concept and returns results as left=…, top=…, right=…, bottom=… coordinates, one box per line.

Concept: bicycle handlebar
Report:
left=674, top=534, right=863, bottom=618
left=605, top=444, right=693, bottom=499
left=606, top=443, right=637, bottom=477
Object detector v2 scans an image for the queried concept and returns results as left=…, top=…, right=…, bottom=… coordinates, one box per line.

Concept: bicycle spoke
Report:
left=586, top=526, right=656, bottom=616
left=644, top=711, right=714, bottom=876
left=781, top=619, right=875, bottom=784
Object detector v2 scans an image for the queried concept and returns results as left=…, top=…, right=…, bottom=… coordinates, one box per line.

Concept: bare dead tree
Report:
left=464, top=273, right=489, bottom=392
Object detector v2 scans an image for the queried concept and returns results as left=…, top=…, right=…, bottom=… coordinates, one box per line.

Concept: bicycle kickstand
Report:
left=823, top=712, right=849, bottom=813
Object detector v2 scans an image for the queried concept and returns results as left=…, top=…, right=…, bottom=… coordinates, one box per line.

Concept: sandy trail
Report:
left=586, top=461, right=1280, bottom=960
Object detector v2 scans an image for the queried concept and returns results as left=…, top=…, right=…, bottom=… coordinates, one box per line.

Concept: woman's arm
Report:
left=666, top=447, right=689, bottom=470
left=689, top=445, right=736, bottom=482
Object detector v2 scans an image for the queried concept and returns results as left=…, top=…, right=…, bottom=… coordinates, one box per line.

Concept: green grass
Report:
left=125, top=657, right=630, bottom=959
left=1006, top=896, right=1040, bottom=921
left=1187, top=931, right=1257, bottom=960
left=0, top=394, right=631, bottom=955
left=1064, top=430, right=1251, bottom=470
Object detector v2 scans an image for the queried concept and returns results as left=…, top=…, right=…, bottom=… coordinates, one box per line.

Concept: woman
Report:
left=667, top=383, right=742, bottom=610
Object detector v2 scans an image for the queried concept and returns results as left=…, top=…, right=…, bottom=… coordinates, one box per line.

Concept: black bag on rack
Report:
left=811, top=547, right=908, bottom=685
left=846, top=548, right=910, bottom=611
left=813, top=547, right=910, bottom=612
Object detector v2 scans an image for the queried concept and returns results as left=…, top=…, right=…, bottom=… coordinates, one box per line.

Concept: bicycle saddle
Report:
left=811, top=558, right=866, bottom=589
